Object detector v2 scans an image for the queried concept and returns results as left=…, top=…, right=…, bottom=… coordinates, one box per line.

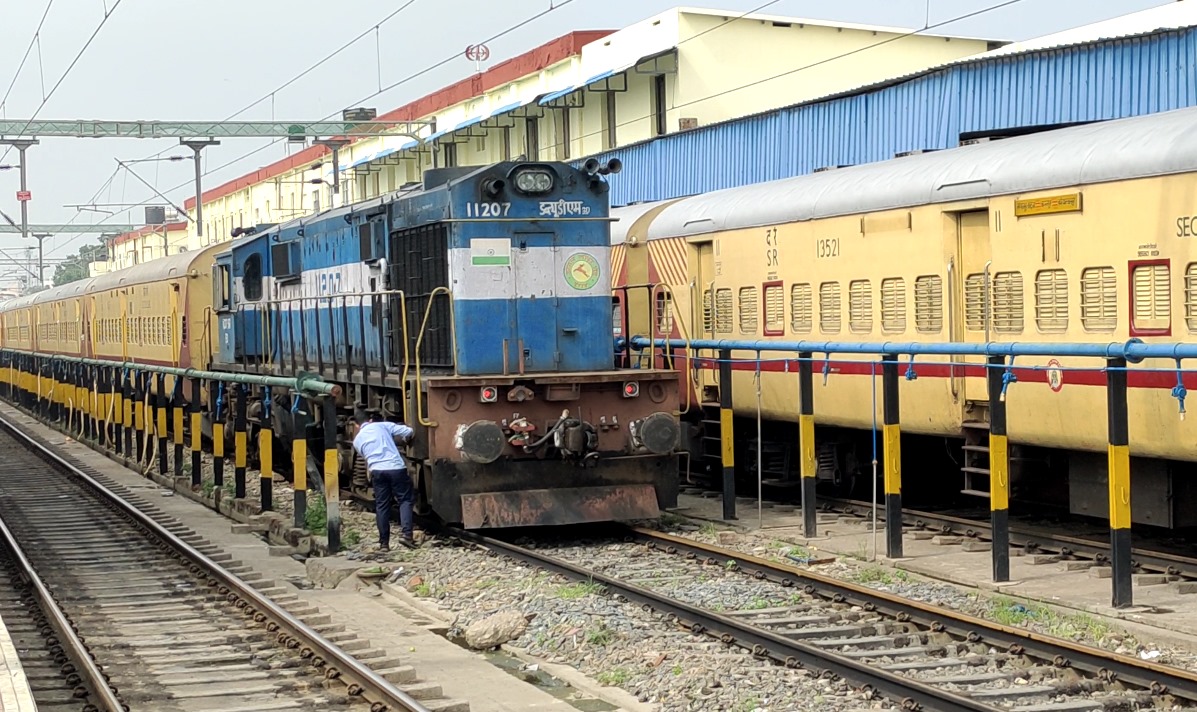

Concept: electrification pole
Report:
left=181, top=139, right=220, bottom=240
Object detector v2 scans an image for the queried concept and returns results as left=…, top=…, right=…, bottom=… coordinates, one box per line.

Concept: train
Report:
left=610, top=105, right=1197, bottom=530
left=0, top=159, right=682, bottom=529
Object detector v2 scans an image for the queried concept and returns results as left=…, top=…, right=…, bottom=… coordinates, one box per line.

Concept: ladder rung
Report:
left=962, top=444, right=990, bottom=453
left=960, top=489, right=991, bottom=498
left=961, top=466, right=990, bottom=475
left=961, top=421, right=990, bottom=430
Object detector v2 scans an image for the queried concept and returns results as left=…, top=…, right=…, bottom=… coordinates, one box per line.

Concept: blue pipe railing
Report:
left=626, top=336, right=1197, bottom=363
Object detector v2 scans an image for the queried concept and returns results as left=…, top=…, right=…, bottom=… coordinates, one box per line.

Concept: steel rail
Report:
left=449, top=527, right=1002, bottom=712
left=0, top=411, right=430, bottom=712
left=0, top=513, right=127, bottom=711
left=630, top=527, right=1197, bottom=703
left=822, top=497, right=1197, bottom=580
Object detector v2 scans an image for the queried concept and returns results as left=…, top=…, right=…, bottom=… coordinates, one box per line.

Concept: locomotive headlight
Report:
left=513, top=168, right=554, bottom=194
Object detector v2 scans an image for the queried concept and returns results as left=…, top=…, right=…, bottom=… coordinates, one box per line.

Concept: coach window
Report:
left=790, top=283, right=812, bottom=333
left=714, top=288, right=733, bottom=334
left=243, top=254, right=263, bottom=302
left=992, top=271, right=1024, bottom=334
left=964, top=273, right=986, bottom=331
left=1185, top=264, right=1197, bottom=333
left=880, top=278, right=907, bottom=334
left=819, top=282, right=841, bottom=334
left=655, top=292, right=673, bottom=335
left=848, top=280, right=873, bottom=333
left=701, top=288, right=714, bottom=334
left=739, top=286, right=759, bottom=334
left=914, top=275, right=943, bottom=333
left=1034, top=269, right=1069, bottom=333
left=1130, top=261, right=1170, bottom=335
left=763, top=283, right=784, bottom=336
left=1081, top=266, right=1117, bottom=332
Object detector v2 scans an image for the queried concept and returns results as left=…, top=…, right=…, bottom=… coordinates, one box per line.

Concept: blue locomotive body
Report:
left=211, top=160, right=680, bottom=528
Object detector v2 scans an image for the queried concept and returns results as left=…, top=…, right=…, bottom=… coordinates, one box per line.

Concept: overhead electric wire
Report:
left=0, top=0, right=57, bottom=115
left=0, top=0, right=125, bottom=165
left=59, top=0, right=578, bottom=252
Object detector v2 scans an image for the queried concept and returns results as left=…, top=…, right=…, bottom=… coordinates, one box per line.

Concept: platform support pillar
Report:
left=157, top=373, right=169, bottom=477
left=173, top=379, right=184, bottom=478
left=234, top=384, right=247, bottom=500
left=190, top=377, right=202, bottom=489
left=211, top=380, right=225, bottom=492
left=292, top=399, right=308, bottom=530
left=122, top=370, right=133, bottom=458
left=323, top=398, right=341, bottom=553
left=1106, top=357, right=1132, bottom=609
left=718, top=348, right=736, bottom=522
left=882, top=354, right=903, bottom=559
left=260, top=392, right=273, bottom=512
left=798, top=352, right=817, bottom=537
left=987, top=355, right=1010, bottom=582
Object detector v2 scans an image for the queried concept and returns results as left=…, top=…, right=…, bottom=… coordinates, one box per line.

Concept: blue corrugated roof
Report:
left=488, top=101, right=522, bottom=118
left=538, top=85, right=577, bottom=106
left=583, top=25, right=1197, bottom=207
left=454, top=115, right=484, bottom=132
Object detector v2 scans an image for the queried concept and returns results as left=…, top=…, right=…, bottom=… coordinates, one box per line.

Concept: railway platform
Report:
left=672, top=490, right=1197, bottom=648
left=0, top=609, right=36, bottom=712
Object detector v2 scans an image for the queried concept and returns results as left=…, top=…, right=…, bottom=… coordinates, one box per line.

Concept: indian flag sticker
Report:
left=564, top=252, right=600, bottom=290
left=470, top=238, right=511, bottom=267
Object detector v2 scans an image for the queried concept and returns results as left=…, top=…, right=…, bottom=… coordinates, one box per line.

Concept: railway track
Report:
left=452, top=525, right=1197, bottom=712
left=820, top=497, right=1197, bottom=582
left=0, top=412, right=433, bottom=712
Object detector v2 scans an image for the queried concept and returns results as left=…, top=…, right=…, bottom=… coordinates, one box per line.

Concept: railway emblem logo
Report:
left=564, top=253, right=600, bottom=291
left=1046, top=359, right=1063, bottom=392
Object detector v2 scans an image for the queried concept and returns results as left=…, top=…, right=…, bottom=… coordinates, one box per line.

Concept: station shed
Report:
left=589, top=1, right=1197, bottom=206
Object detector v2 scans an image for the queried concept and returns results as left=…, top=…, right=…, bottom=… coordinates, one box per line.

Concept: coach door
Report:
left=950, top=210, right=993, bottom=407
left=692, top=239, right=717, bottom=394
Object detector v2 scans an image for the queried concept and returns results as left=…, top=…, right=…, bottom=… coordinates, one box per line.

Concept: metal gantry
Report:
left=0, top=119, right=432, bottom=139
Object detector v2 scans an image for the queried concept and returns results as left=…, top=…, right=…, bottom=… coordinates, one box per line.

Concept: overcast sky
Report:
left=0, top=0, right=1171, bottom=262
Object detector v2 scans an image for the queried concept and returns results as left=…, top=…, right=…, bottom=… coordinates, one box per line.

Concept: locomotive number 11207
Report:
left=466, top=202, right=512, bottom=217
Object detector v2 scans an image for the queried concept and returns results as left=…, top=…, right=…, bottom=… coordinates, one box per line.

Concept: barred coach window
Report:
left=243, top=254, right=263, bottom=302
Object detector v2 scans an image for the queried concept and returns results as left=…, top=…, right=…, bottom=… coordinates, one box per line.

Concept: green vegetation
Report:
left=985, top=596, right=1116, bottom=641
left=557, top=580, right=604, bottom=599
left=596, top=668, right=630, bottom=686
left=585, top=622, right=614, bottom=646
left=304, top=489, right=327, bottom=534
left=342, top=529, right=361, bottom=547
left=851, top=565, right=909, bottom=585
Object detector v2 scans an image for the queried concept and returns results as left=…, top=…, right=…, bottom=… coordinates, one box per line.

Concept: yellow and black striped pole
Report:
left=190, top=378, right=202, bottom=489
left=173, top=379, right=185, bottom=478
left=121, top=370, right=132, bottom=457
left=234, top=384, right=248, bottom=500
left=987, top=355, right=1010, bottom=582
left=211, top=380, right=225, bottom=493
left=323, top=398, right=341, bottom=553
left=1106, top=356, right=1132, bottom=608
left=260, top=395, right=274, bottom=512
left=718, top=348, right=736, bottom=521
left=293, top=411, right=308, bottom=529
left=134, top=372, right=146, bottom=462
left=798, top=352, right=817, bottom=537
left=156, top=373, right=169, bottom=476
left=882, top=354, right=903, bottom=559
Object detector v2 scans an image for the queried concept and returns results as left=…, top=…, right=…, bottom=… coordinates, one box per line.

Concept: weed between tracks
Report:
left=984, top=595, right=1119, bottom=642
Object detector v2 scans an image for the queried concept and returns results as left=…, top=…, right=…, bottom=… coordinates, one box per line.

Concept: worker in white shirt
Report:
left=351, top=410, right=417, bottom=550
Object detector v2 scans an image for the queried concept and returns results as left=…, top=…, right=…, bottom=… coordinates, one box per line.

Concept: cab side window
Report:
left=243, top=254, right=263, bottom=302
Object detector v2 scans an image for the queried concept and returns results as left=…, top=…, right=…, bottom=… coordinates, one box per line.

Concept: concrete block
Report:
left=1172, top=581, right=1197, bottom=595
left=961, top=541, right=991, bottom=552
left=1133, top=574, right=1168, bottom=587
left=910, top=531, right=936, bottom=540
left=816, top=512, right=839, bottom=523
left=305, top=557, right=367, bottom=589
left=1026, top=554, right=1060, bottom=565
left=230, top=523, right=253, bottom=534
left=268, top=545, right=298, bottom=557
left=717, top=531, right=736, bottom=544
left=931, top=536, right=963, bottom=546
left=1059, top=561, right=1093, bottom=572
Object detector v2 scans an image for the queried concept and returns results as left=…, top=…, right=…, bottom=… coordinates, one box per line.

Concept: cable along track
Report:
left=0, top=412, right=431, bottom=712
left=453, top=526, right=1197, bottom=712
